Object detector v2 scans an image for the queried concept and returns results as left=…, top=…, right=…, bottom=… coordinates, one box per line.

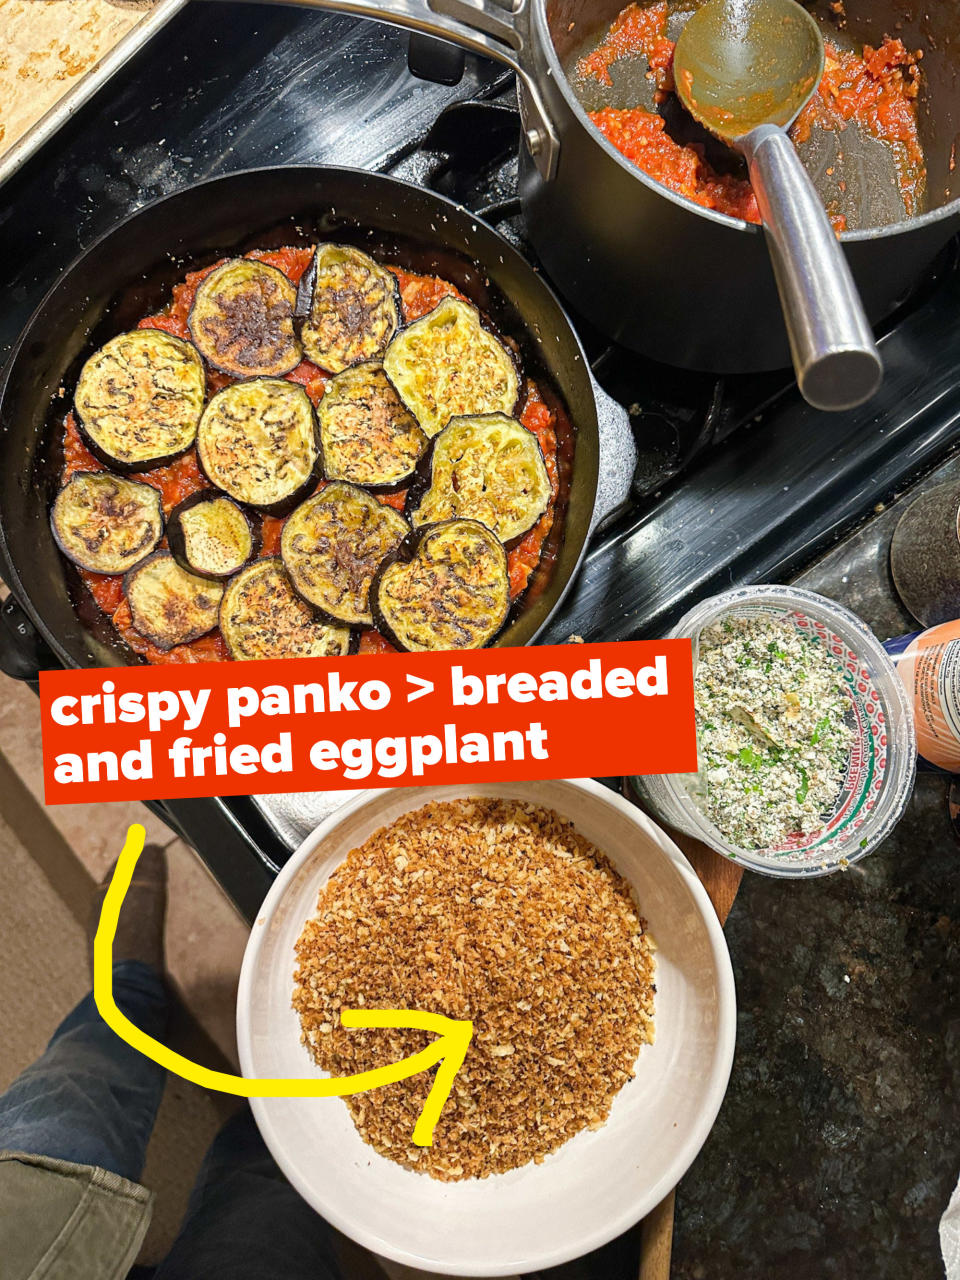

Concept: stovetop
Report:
left=3, top=1, right=960, bottom=913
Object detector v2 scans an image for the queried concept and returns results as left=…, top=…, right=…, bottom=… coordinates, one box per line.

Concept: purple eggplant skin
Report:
left=196, top=450, right=320, bottom=519
left=402, top=415, right=549, bottom=550
left=294, top=251, right=317, bottom=321
left=166, top=491, right=259, bottom=581
left=121, top=549, right=224, bottom=651
left=74, top=418, right=195, bottom=475
left=50, top=470, right=165, bottom=576
left=195, top=382, right=322, bottom=518
left=315, top=361, right=427, bottom=494
left=218, top=556, right=359, bottom=660
left=295, top=244, right=402, bottom=373
left=73, top=328, right=206, bottom=473
left=280, top=482, right=410, bottom=629
left=186, top=258, right=301, bottom=380
left=369, top=518, right=510, bottom=653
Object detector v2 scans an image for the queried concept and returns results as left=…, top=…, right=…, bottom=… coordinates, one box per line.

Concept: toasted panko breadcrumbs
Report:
left=292, top=798, right=656, bottom=1180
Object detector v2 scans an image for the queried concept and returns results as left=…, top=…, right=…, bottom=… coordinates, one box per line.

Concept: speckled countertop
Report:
left=669, top=456, right=960, bottom=1279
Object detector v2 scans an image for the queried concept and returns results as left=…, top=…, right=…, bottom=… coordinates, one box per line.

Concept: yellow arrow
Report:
left=94, top=823, right=473, bottom=1146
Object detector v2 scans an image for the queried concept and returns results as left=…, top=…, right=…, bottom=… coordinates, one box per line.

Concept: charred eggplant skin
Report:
left=167, top=492, right=257, bottom=581
left=317, top=361, right=427, bottom=491
left=219, top=557, right=355, bottom=661
left=405, top=412, right=551, bottom=546
left=381, top=296, right=519, bottom=439
left=196, top=378, right=319, bottom=515
left=371, top=518, right=510, bottom=653
left=300, top=244, right=401, bottom=374
left=188, top=258, right=301, bottom=378
left=74, top=329, right=206, bottom=471
left=51, top=471, right=164, bottom=575
left=122, top=550, right=224, bottom=651
left=280, top=481, right=409, bottom=627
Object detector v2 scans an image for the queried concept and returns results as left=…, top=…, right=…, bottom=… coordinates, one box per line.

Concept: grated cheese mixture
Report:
left=693, top=614, right=854, bottom=850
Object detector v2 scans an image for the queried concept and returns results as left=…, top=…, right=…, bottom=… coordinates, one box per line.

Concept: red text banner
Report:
left=39, top=640, right=696, bottom=804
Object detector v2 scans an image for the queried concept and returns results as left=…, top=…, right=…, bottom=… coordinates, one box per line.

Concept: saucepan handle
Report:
left=744, top=125, right=883, bottom=412
left=590, top=375, right=637, bottom=536
left=231, top=0, right=560, bottom=177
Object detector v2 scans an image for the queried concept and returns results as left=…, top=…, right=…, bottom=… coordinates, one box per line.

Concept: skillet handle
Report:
left=232, top=0, right=559, bottom=178
left=744, top=125, right=883, bottom=412
left=590, top=376, right=637, bottom=537
left=0, top=595, right=56, bottom=683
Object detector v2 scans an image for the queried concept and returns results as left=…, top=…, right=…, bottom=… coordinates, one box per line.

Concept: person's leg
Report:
left=0, top=844, right=170, bottom=1182
left=155, top=1107, right=343, bottom=1280
left=0, top=960, right=168, bottom=1181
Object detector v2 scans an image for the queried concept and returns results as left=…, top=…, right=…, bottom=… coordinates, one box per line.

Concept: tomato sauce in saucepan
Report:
left=579, top=1, right=925, bottom=230
left=61, top=249, right=564, bottom=664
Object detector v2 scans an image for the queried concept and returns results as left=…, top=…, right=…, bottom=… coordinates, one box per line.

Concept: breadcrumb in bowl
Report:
left=237, top=780, right=736, bottom=1276
left=292, top=798, right=657, bottom=1180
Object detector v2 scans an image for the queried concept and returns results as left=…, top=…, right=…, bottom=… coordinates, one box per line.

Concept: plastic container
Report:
left=632, top=585, right=917, bottom=878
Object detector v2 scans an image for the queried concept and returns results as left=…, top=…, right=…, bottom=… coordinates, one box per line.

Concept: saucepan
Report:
left=0, top=166, right=635, bottom=675
left=252, top=0, right=960, bottom=373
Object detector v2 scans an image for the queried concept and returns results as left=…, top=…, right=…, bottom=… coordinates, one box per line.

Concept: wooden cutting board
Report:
left=637, top=833, right=743, bottom=1280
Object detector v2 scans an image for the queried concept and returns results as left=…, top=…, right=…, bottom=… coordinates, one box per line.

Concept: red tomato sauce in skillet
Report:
left=61, top=249, right=563, bottom=664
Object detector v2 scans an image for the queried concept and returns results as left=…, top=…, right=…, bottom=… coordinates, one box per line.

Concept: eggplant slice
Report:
left=197, top=379, right=318, bottom=511
left=281, top=481, right=409, bottom=627
left=168, top=493, right=255, bottom=580
left=372, top=519, right=510, bottom=652
left=407, top=412, right=551, bottom=544
left=382, top=297, right=519, bottom=439
left=317, top=361, right=427, bottom=490
left=188, top=258, right=301, bottom=378
left=74, top=329, right=205, bottom=470
left=220, top=558, right=354, bottom=661
left=51, top=471, right=163, bottom=575
left=123, top=551, right=224, bottom=651
left=300, top=244, right=400, bottom=373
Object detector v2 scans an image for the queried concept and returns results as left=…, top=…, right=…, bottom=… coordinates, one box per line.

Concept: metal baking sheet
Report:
left=0, top=0, right=189, bottom=190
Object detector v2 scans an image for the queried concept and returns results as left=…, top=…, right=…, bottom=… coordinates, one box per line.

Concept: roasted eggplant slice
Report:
left=371, top=518, right=509, bottom=652
left=300, top=244, right=400, bottom=373
left=167, top=493, right=256, bottom=580
left=196, top=379, right=318, bottom=512
left=281, top=482, right=409, bottom=627
left=219, top=558, right=354, bottom=661
left=74, top=329, right=205, bottom=470
left=188, top=258, right=301, bottom=378
left=406, top=412, right=550, bottom=544
left=123, top=551, right=224, bottom=651
left=317, top=361, right=427, bottom=490
left=51, top=471, right=163, bottom=575
left=382, top=297, right=519, bottom=439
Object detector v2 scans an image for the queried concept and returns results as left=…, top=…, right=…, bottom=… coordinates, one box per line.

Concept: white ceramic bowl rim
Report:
left=236, top=779, right=737, bottom=1276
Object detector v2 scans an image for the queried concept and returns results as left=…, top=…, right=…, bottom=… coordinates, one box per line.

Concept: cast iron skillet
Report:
left=0, top=166, right=635, bottom=671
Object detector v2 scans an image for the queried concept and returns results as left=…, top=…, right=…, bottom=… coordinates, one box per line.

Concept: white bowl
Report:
left=236, top=779, right=736, bottom=1277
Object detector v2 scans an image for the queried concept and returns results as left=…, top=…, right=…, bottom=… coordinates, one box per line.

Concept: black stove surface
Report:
left=3, top=1, right=960, bottom=884
left=4, top=1, right=959, bottom=658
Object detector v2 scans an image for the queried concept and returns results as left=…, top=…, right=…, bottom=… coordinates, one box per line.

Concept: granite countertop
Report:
left=668, top=456, right=960, bottom=1279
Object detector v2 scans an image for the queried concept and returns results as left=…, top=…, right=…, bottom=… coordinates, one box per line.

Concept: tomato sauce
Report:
left=589, top=107, right=760, bottom=222
left=578, top=1, right=674, bottom=98
left=579, top=2, right=924, bottom=227
left=61, top=252, right=563, bottom=663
